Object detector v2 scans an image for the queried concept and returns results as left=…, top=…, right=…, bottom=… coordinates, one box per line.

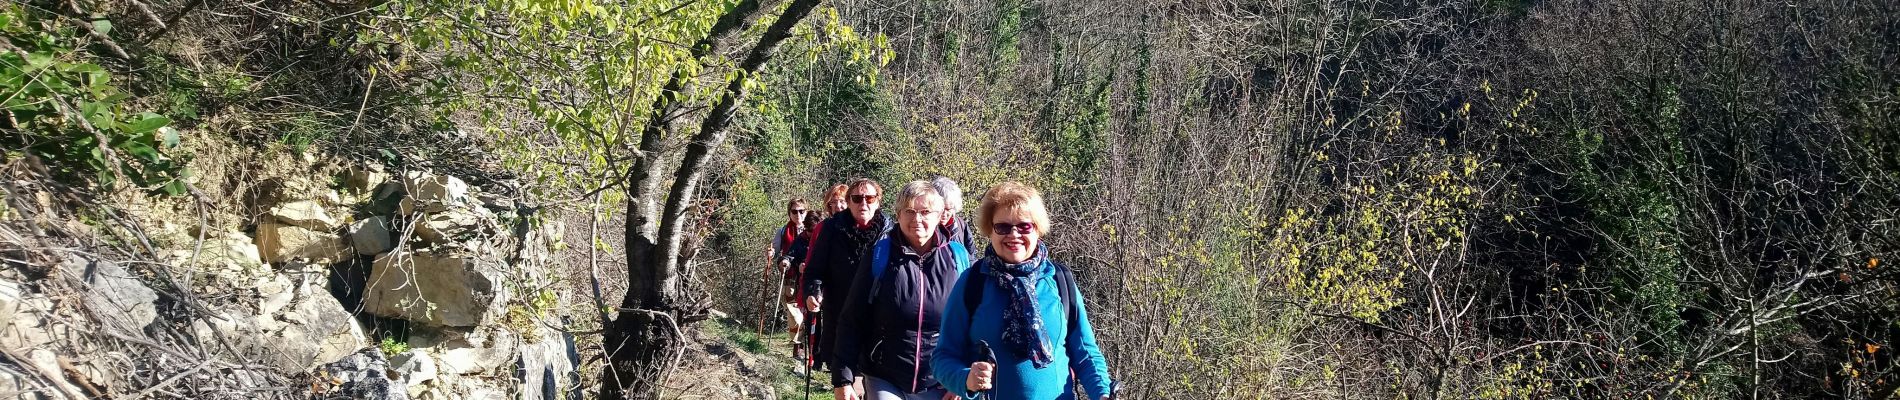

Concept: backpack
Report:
left=962, top=260, right=1079, bottom=334
left=867, top=238, right=970, bottom=301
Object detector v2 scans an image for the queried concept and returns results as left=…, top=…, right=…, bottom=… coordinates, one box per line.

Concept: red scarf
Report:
left=780, top=222, right=799, bottom=250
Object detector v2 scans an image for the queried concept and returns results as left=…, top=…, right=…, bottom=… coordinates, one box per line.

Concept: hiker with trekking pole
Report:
left=790, top=184, right=851, bottom=360
left=765, top=199, right=809, bottom=334
left=805, top=178, right=893, bottom=393
left=827, top=180, right=973, bottom=400
left=771, top=198, right=824, bottom=359
left=931, top=182, right=1118, bottom=400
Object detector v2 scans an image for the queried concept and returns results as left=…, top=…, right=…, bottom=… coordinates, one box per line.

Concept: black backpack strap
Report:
left=1052, top=262, right=1078, bottom=332
left=963, top=267, right=987, bottom=317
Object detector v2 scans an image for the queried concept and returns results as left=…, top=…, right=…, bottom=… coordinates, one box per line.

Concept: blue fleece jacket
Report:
left=931, top=257, right=1113, bottom=400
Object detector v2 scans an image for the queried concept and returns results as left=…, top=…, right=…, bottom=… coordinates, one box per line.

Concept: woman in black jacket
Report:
left=804, top=178, right=892, bottom=373
left=830, top=180, right=971, bottom=400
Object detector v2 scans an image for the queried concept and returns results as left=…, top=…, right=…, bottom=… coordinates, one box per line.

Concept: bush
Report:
left=1, top=4, right=186, bottom=195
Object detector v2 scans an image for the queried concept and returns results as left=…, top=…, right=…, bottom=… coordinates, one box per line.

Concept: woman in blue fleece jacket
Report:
left=932, top=182, right=1114, bottom=400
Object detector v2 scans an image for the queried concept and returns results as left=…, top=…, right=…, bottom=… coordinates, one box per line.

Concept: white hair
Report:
left=930, top=176, right=963, bottom=213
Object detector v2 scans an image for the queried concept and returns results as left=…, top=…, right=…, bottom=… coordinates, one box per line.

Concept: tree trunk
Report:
left=600, top=0, right=825, bottom=398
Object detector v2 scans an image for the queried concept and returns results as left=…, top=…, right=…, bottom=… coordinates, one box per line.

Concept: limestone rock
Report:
left=415, top=206, right=491, bottom=245
left=430, top=329, right=518, bottom=375
left=171, top=233, right=270, bottom=294
left=518, top=327, right=580, bottom=400
left=59, top=257, right=157, bottom=334
left=315, top=349, right=409, bottom=400
left=257, top=221, right=349, bottom=263
left=192, top=232, right=265, bottom=269
left=417, top=378, right=505, bottom=400
left=351, top=216, right=397, bottom=256
left=0, top=278, right=19, bottom=325
left=348, top=166, right=392, bottom=194
left=0, top=292, right=61, bottom=352
left=364, top=249, right=508, bottom=327
left=390, top=350, right=439, bottom=398
left=271, top=200, right=342, bottom=231
left=193, top=272, right=367, bottom=371
left=397, top=172, right=470, bottom=215
left=475, top=192, right=514, bottom=213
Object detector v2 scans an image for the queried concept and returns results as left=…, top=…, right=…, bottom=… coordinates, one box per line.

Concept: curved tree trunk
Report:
left=601, top=0, right=826, bottom=398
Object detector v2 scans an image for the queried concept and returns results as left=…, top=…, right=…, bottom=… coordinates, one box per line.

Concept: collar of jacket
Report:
left=895, top=235, right=943, bottom=259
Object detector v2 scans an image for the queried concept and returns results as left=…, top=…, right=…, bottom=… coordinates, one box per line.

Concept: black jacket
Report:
left=783, top=230, right=814, bottom=298
left=804, top=211, right=892, bottom=304
left=831, top=233, right=969, bottom=391
left=941, top=215, right=974, bottom=250
left=803, top=210, right=891, bottom=363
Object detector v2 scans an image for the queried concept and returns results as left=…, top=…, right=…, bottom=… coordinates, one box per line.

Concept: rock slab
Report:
left=363, top=250, right=508, bottom=327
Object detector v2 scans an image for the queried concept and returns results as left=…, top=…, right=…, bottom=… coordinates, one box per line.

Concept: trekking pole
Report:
left=804, top=309, right=820, bottom=400
left=974, top=340, right=997, bottom=400
left=759, top=261, right=778, bottom=338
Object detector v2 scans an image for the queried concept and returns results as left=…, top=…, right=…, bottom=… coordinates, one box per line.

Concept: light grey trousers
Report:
left=864, top=375, right=949, bottom=400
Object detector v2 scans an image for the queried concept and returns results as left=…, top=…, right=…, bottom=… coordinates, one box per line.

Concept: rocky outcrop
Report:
left=5, top=163, right=575, bottom=400
left=363, top=249, right=509, bottom=327
left=256, top=221, right=350, bottom=263
left=190, top=266, right=367, bottom=372
left=351, top=216, right=397, bottom=256
left=381, top=325, right=577, bottom=400
left=1, top=255, right=164, bottom=397
left=57, top=257, right=157, bottom=335
left=518, top=329, right=580, bottom=400
left=389, top=350, right=438, bottom=397
left=414, top=205, right=493, bottom=245
left=340, top=168, right=584, bottom=399
left=269, top=199, right=344, bottom=231
left=397, top=172, right=471, bottom=216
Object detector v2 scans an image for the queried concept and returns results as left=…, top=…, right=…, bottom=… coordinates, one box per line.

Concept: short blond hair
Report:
left=976, top=182, right=1051, bottom=235
left=896, top=180, right=944, bottom=209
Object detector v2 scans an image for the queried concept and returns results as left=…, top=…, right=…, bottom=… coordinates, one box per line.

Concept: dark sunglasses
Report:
left=991, top=222, right=1036, bottom=235
left=789, top=209, right=808, bottom=214
left=848, top=194, right=879, bottom=204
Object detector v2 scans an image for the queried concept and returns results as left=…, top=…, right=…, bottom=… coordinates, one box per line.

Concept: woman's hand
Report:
left=806, top=295, right=823, bottom=312
left=940, top=391, right=961, bottom=400
left=966, top=362, right=994, bottom=392
left=833, top=385, right=859, bottom=400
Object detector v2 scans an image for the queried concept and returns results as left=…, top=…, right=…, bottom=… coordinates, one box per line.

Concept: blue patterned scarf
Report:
left=981, top=244, right=1055, bottom=369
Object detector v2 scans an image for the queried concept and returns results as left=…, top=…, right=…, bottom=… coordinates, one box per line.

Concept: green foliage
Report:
left=987, top=0, right=1026, bottom=76
left=1137, top=199, right=1321, bottom=396
left=377, top=336, right=410, bottom=356
left=369, top=0, right=750, bottom=200
left=273, top=113, right=332, bottom=155
left=1, top=4, right=187, bottom=195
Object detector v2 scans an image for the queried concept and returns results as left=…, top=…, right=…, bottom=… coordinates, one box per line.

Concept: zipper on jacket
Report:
left=912, top=258, right=925, bottom=393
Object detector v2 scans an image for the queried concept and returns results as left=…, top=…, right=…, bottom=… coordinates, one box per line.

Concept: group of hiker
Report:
left=768, top=178, right=1116, bottom=400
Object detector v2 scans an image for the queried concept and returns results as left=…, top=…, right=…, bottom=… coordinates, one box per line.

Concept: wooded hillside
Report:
left=3, top=0, right=1895, bottom=398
